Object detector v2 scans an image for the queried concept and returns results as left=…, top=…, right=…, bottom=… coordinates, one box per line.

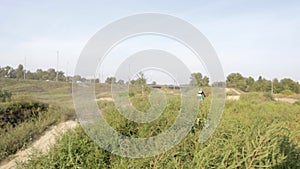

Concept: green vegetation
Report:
left=0, top=64, right=68, bottom=81
left=0, top=66, right=299, bottom=168
left=0, top=90, right=12, bottom=102
left=190, top=72, right=210, bottom=87
left=0, top=101, right=48, bottom=129
left=0, top=78, right=77, bottom=163
left=0, top=103, right=73, bottom=161
left=18, top=92, right=300, bottom=168
left=0, top=78, right=74, bottom=109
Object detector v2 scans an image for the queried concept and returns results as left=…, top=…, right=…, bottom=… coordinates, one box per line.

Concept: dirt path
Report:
left=0, top=121, right=78, bottom=169
left=274, top=97, right=298, bottom=104
left=95, top=97, right=114, bottom=102
left=226, top=88, right=241, bottom=101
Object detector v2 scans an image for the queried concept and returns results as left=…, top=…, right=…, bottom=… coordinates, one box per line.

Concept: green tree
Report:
left=280, top=78, right=299, bottom=94
left=47, top=68, right=56, bottom=81
left=0, top=90, right=12, bottom=102
left=57, top=71, right=66, bottom=81
left=226, top=73, right=247, bottom=91
left=130, top=72, right=147, bottom=85
left=252, top=76, right=271, bottom=92
left=202, top=76, right=209, bottom=86
left=272, top=78, right=281, bottom=94
left=36, top=69, right=46, bottom=80
left=117, top=79, right=125, bottom=85
left=190, top=72, right=202, bottom=87
left=190, top=72, right=209, bottom=87
left=3, top=66, right=16, bottom=78
left=0, top=67, right=5, bottom=78
left=73, top=75, right=82, bottom=82
left=105, top=77, right=117, bottom=84
left=25, top=71, right=34, bottom=80
left=15, top=64, right=24, bottom=79
left=245, top=76, right=255, bottom=92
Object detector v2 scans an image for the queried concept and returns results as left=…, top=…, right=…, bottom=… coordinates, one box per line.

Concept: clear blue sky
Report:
left=1, top=0, right=299, bottom=82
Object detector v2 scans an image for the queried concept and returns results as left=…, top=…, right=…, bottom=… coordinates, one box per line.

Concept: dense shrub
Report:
left=263, top=91, right=274, bottom=100
left=0, top=101, right=48, bottom=129
left=0, top=90, right=12, bottom=102
left=280, top=89, right=294, bottom=95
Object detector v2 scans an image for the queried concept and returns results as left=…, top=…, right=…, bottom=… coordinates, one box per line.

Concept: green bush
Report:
left=281, top=89, right=294, bottom=95
left=0, top=90, right=12, bottom=102
left=264, top=91, right=274, bottom=101
left=0, top=101, right=48, bottom=129
left=293, top=101, right=300, bottom=106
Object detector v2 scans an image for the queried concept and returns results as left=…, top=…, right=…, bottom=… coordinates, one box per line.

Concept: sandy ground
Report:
left=95, top=97, right=114, bottom=102
left=0, top=121, right=78, bottom=169
left=274, top=97, right=298, bottom=104
left=226, top=88, right=241, bottom=101
left=226, top=95, right=240, bottom=101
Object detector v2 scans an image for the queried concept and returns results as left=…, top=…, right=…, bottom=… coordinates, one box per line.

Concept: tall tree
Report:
left=272, top=78, right=281, bottom=94
left=105, top=77, right=117, bottom=84
left=245, top=76, right=255, bottom=92
left=226, top=73, right=247, bottom=91
left=190, top=72, right=203, bottom=87
left=15, top=64, right=24, bottom=79
left=280, top=78, right=299, bottom=93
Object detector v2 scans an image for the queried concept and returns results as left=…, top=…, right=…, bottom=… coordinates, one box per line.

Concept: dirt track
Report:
left=0, top=121, right=78, bottom=169
left=274, top=97, right=298, bottom=104
left=226, top=88, right=241, bottom=101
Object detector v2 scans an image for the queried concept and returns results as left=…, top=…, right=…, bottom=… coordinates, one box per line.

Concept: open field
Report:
left=0, top=79, right=299, bottom=168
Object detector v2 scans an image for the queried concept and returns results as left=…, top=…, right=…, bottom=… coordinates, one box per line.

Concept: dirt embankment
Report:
left=0, top=121, right=78, bottom=169
left=226, top=88, right=241, bottom=101
left=274, top=97, right=298, bottom=104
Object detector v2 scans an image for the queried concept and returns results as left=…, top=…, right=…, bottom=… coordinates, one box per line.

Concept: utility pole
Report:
left=174, top=79, right=176, bottom=90
left=128, top=64, right=131, bottom=86
left=24, top=56, right=26, bottom=80
left=56, top=51, right=59, bottom=82
left=271, top=79, right=274, bottom=95
left=66, top=61, right=69, bottom=82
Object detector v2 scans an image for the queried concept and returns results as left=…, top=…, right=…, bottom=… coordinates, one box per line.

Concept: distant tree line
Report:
left=1, top=65, right=299, bottom=94
left=190, top=72, right=210, bottom=87
left=189, top=72, right=300, bottom=94
left=105, top=72, right=151, bottom=85
left=0, top=64, right=71, bottom=82
left=226, top=73, right=300, bottom=94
